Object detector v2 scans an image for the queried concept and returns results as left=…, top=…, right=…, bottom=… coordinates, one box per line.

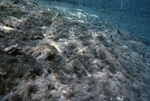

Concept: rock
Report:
left=13, top=0, right=26, bottom=4
left=71, top=60, right=87, bottom=77
left=0, top=33, right=4, bottom=38
left=50, top=90, right=60, bottom=98
left=97, top=34, right=105, bottom=41
left=36, top=49, right=56, bottom=63
left=0, top=69, right=6, bottom=75
left=45, top=49, right=56, bottom=60
left=97, top=49, right=106, bottom=60
left=31, top=35, right=43, bottom=40
left=37, top=53, right=46, bottom=63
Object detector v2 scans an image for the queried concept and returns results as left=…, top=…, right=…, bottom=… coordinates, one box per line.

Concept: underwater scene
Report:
left=0, top=0, right=150, bottom=100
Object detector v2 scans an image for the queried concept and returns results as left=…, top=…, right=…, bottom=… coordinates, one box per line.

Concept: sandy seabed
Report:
left=0, top=0, right=150, bottom=101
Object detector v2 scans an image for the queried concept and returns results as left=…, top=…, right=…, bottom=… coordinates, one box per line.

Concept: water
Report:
left=42, top=0, right=150, bottom=47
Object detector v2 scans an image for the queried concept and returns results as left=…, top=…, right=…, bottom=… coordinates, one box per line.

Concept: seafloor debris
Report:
left=0, top=71, right=6, bottom=75
left=3, top=44, right=20, bottom=54
left=0, top=68, right=6, bottom=75
left=0, top=25, right=15, bottom=33
left=65, top=54, right=81, bottom=62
